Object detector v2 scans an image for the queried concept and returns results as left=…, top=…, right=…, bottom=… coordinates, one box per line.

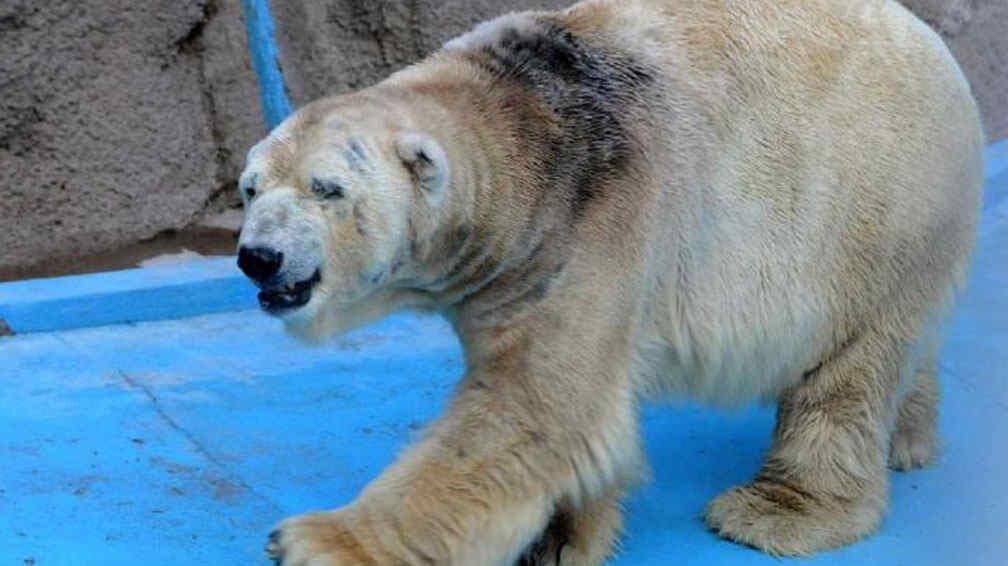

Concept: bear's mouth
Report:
left=258, top=270, right=321, bottom=314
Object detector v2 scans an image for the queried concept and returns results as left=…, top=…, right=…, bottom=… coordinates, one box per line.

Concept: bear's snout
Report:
left=238, top=245, right=283, bottom=284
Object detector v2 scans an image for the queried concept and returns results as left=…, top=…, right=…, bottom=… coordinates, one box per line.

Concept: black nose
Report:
left=238, top=246, right=283, bottom=283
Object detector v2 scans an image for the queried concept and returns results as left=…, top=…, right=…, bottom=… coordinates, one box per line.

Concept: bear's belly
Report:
left=631, top=279, right=835, bottom=405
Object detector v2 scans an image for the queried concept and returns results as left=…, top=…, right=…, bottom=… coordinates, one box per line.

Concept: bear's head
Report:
left=236, top=95, right=454, bottom=341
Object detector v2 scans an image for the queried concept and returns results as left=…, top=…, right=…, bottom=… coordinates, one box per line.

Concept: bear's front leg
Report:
left=518, top=489, right=627, bottom=566
left=267, top=325, right=641, bottom=565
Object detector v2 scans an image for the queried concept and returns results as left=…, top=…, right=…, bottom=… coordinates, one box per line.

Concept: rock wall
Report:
left=0, top=0, right=263, bottom=279
left=902, top=0, right=1008, bottom=143
left=0, top=0, right=1004, bottom=279
left=270, top=0, right=570, bottom=106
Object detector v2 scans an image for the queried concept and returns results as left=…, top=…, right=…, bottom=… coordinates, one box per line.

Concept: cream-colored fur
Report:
left=241, top=0, right=984, bottom=564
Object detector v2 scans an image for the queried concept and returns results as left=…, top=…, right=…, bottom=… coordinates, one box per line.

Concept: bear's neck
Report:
left=389, top=65, right=578, bottom=327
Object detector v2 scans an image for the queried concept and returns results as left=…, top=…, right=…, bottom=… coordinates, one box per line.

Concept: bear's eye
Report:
left=240, top=172, right=258, bottom=201
left=311, top=178, right=345, bottom=199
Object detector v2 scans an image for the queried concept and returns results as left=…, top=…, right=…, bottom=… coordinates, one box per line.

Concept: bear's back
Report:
left=550, top=0, right=985, bottom=401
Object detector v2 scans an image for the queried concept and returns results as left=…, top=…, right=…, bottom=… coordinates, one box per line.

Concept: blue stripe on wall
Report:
left=241, top=0, right=293, bottom=129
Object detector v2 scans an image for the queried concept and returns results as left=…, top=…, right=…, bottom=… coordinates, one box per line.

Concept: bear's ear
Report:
left=396, top=133, right=449, bottom=205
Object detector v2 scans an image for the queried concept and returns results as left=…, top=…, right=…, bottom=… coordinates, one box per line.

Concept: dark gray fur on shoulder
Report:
left=467, top=19, right=657, bottom=218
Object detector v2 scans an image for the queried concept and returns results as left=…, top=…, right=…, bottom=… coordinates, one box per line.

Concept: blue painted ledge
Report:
left=0, top=140, right=1005, bottom=336
left=0, top=257, right=257, bottom=334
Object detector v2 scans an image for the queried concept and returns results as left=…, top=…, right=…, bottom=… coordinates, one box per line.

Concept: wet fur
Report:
left=249, top=0, right=984, bottom=564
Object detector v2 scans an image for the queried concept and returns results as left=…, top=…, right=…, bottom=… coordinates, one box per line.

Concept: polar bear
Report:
left=235, top=0, right=984, bottom=564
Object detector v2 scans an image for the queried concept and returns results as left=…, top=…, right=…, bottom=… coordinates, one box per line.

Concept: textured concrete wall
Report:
left=901, top=0, right=1008, bottom=143
left=271, top=0, right=570, bottom=105
left=0, top=0, right=263, bottom=279
left=1, top=0, right=1005, bottom=279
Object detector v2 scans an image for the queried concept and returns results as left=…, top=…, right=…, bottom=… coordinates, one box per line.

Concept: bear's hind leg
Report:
left=705, top=325, right=911, bottom=556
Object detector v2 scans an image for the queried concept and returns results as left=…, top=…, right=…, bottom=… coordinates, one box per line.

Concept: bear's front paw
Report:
left=704, top=478, right=883, bottom=556
left=266, top=510, right=376, bottom=566
left=888, top=422, right=938, bottom=471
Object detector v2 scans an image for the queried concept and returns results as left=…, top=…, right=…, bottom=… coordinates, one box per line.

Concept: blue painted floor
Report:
left=2, top=143, right=1006, bottom=565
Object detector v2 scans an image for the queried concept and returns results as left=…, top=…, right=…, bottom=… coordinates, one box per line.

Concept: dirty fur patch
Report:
left=467, top=18, right=656, bottom=218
